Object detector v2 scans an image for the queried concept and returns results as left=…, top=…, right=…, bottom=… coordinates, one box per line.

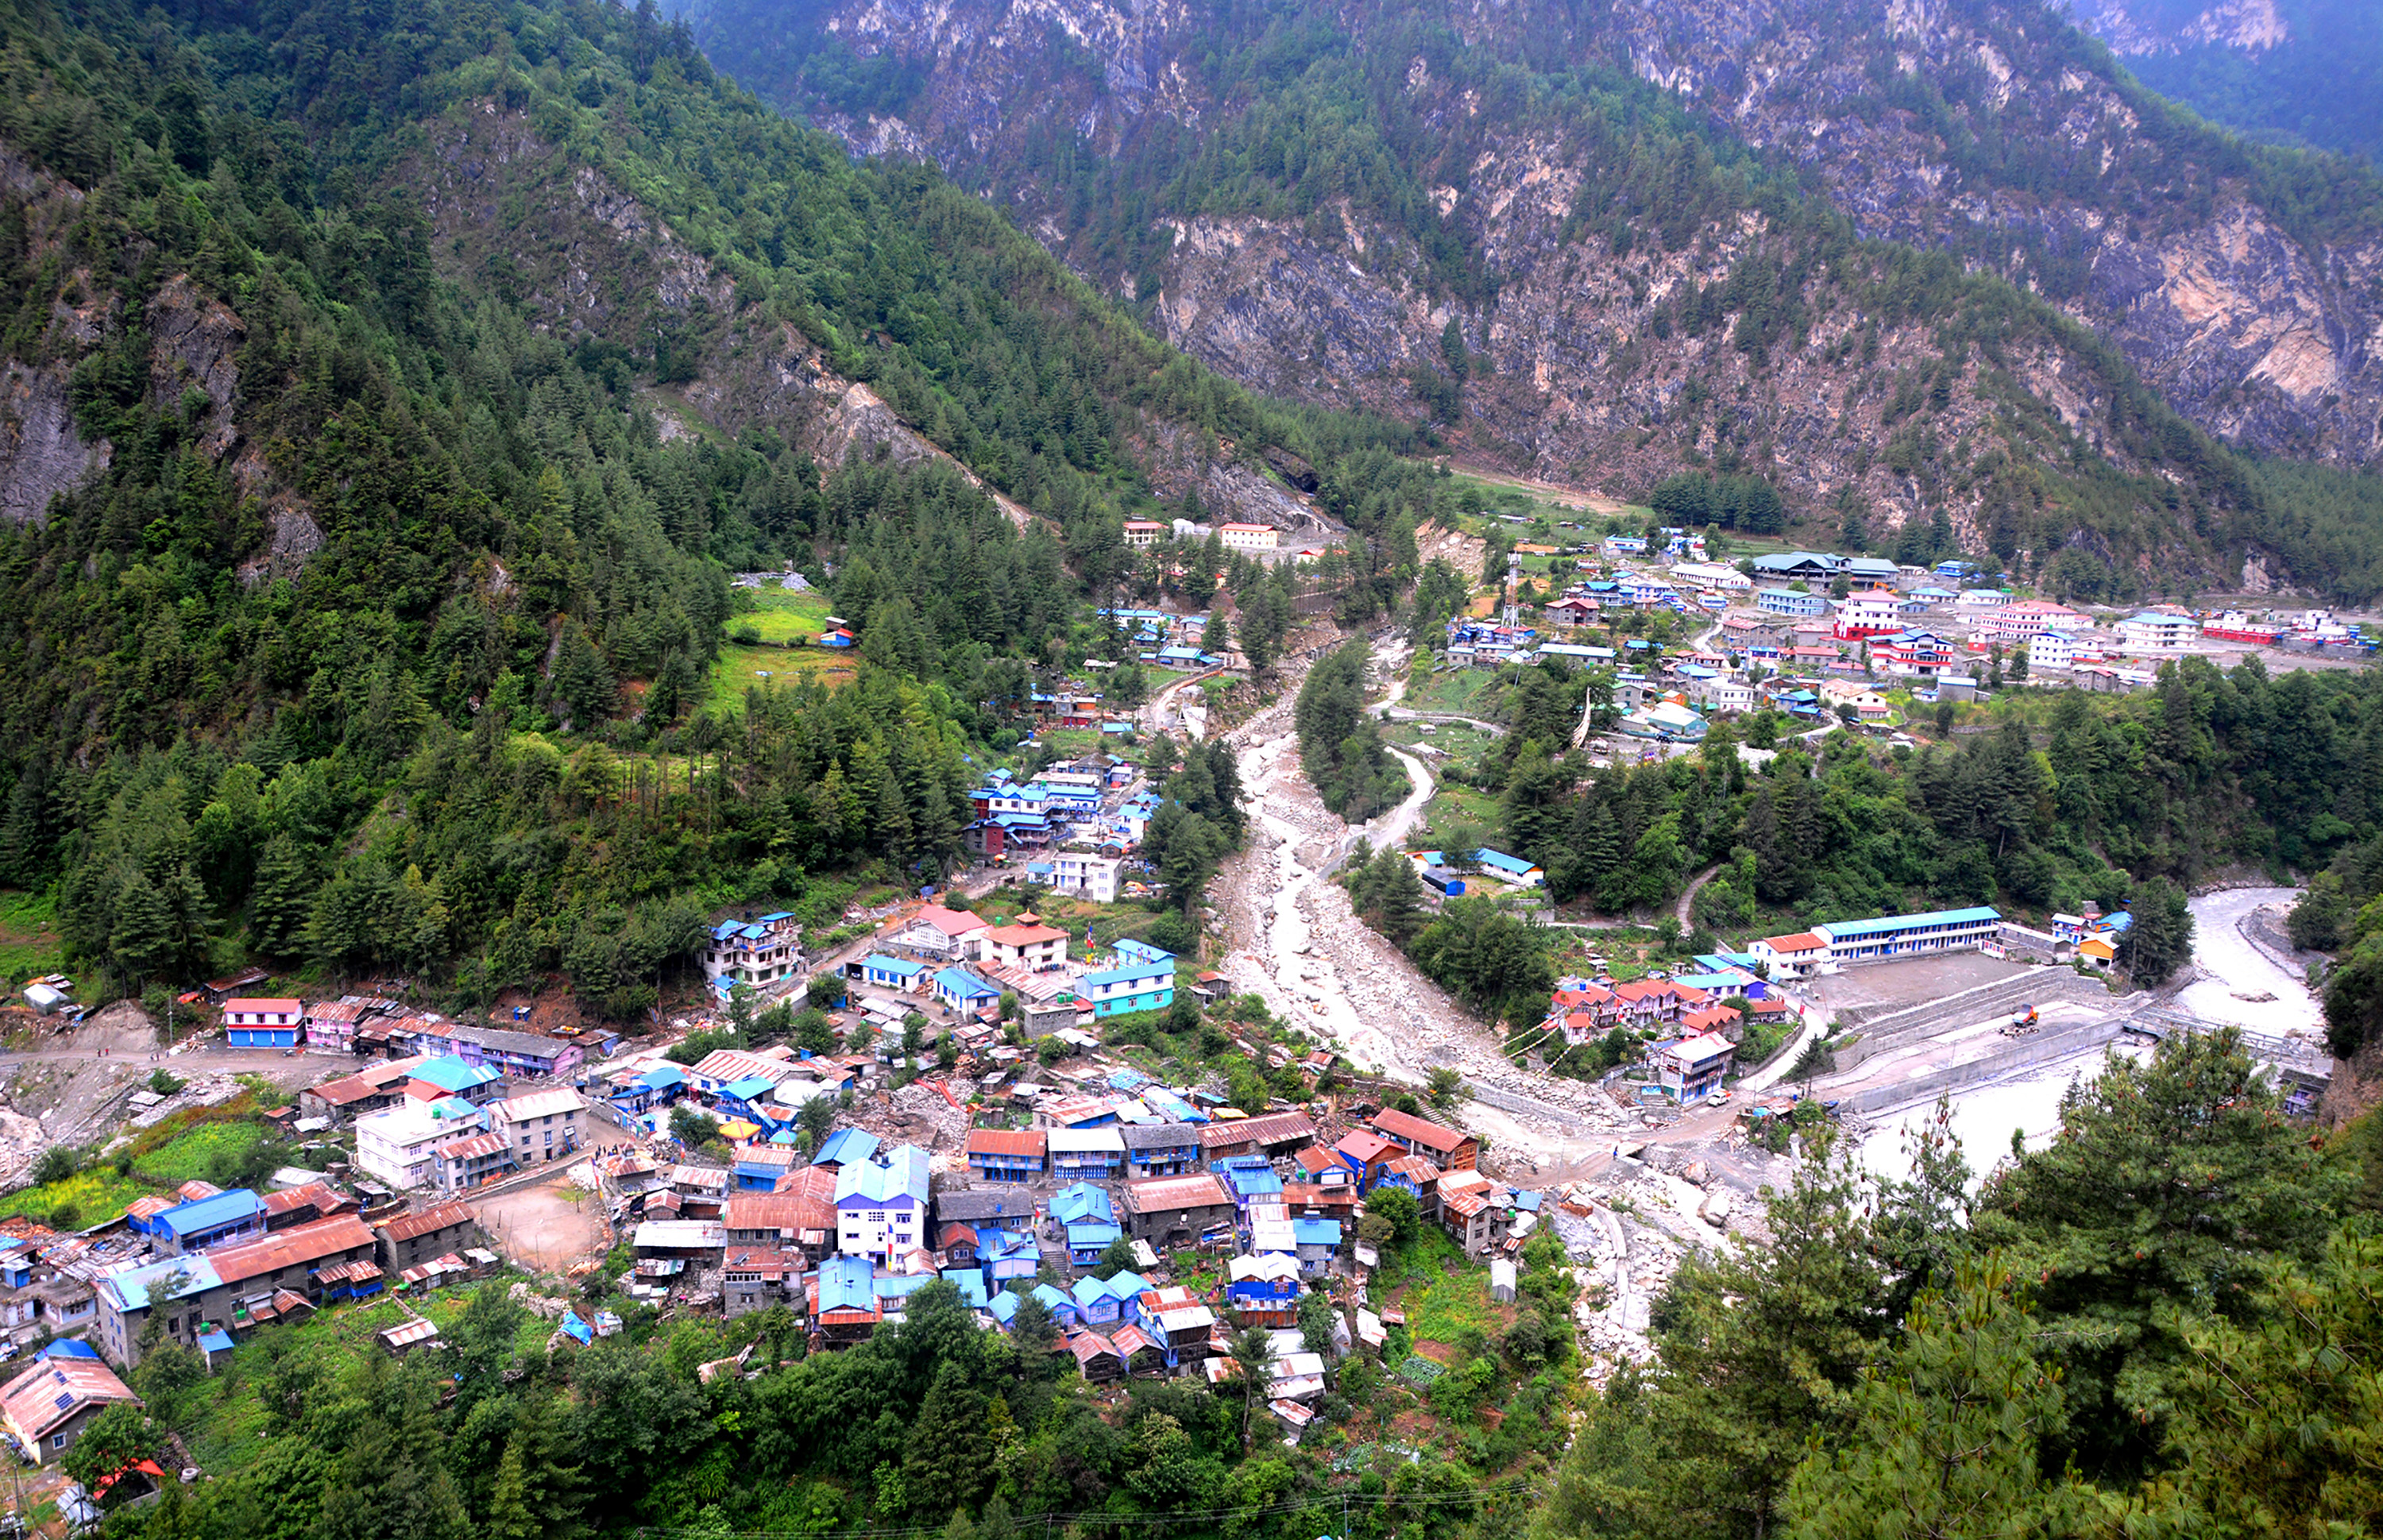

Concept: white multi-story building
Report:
left=489, top=1088, right=589, bottom=1166
left=2029, top=631, right=2078, bottom=671
left=1048, top=853, right=1122, bottom=903
left=1979, top=600, right=2086, bottom=643
left=1218, top=523, right=1280, bottom=551
left=702, top=913, right=804, bottom=992
left=355, top=1102, right=485, bottom=1190
left=2119, top=612, right=2196, bottom=651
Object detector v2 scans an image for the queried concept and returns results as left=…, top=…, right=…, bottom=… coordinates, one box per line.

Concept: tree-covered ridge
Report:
left=0, top=0, right=1496, bottom=1002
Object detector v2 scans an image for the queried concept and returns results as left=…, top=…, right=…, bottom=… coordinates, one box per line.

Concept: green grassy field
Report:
left=1416, top=785, right=1502, bottom=851
left=10, top=1168, right=152, bottom=1229
left=705, top=643, right=857, bottom=712
left=0, top=890, right=68, bottom=989
left=135, top=1120, right=272, bottom=1187
left=729, top=585, right=836, bottom=645
left=1403, top=667, right=1502, bottom=716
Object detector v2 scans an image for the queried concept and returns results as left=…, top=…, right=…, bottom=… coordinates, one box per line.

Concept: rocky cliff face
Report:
left=727, top=0, right=2383, bottom=554
left=1597, top=0, right=2379, bottom=465
left=0, top=149, right=315, bottom=569
left=2064, top=0, right=2290, bottom=53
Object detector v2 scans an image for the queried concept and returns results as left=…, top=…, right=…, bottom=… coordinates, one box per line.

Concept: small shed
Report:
left=21, top=983, right=66, bottom=1015
left=1489, top=1259, right=1516, bottom=1303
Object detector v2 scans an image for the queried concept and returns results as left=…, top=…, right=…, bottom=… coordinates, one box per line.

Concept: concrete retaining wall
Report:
left=1838, top=1020, right=2124, bottom=1117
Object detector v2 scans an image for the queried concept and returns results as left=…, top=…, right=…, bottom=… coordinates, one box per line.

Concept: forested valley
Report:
left=0, top=0, right=1481, bottom=1013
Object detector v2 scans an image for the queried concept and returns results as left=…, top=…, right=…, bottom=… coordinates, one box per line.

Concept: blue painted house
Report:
left=934, top=967, right=1002, bottom=1013
left=862, top=955, right=928, bottom=991
left=1032, top=1281, right=1079, bottom=1330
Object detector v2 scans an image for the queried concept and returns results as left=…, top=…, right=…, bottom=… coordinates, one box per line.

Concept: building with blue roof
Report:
left=988, top=1287, right=1021, bottom=1327
left=717, top=1075, right=782, bottom=1120
left=862, top=955, right=928, bottom=990
left=979, top=1227, right=1041, bottom=1284
left=933, top=967, right=1002, bottom=1013
left=1814, top=906, right=2001, bottom=963
left=816, top=1254, right=875, bottom=1315
left=941, top=1268, right=990, bottom=1310
left=813, top=1129, right=879, bottom=1168
left=1031, top=1281, right=1079, bottom=1328
left=1052, top=1183, right=1114, bottom=1225
left=407, top=1056, right=505, bottom=1104
left=1081, top=955, right=1175, bottom=1018
left=153, top=1190, right=267, bottom=1255
left=833, top=1144, right=932, bottom=1261
left=1469, top=849, right=1547, bottom=887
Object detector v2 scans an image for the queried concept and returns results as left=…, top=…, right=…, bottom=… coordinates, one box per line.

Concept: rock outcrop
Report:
left=709, top=0, right=2383, bottom=565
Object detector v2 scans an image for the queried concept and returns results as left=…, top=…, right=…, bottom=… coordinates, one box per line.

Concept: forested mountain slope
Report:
left=687, top=0, right=2383, bottom=598
left=0, top=0, right=1435, bottom=1005
left=2068, top=0, right=2383, bottom=165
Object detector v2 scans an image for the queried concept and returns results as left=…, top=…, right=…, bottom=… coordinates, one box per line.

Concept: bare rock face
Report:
left=146, top=276, right=244, bottom=460
left=0, top=360, right=108, bottom=524
left=776, top=0, right=2383, bottom=521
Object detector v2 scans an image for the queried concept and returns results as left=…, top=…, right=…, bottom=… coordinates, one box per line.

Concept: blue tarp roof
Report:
left=196, top=1329, right=235, bottom=1353
left=561, top=1310, right=593, bottom=1345
left=813, top=1129, right=879, bottom=1167
left=39, top=1339, right=98, bottom=1361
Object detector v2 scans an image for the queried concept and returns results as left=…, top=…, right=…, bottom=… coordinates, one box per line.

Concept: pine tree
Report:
left=1785, top=1260, right=2095, bottom=1539
left=902, top=1362, right=990, bottom=1519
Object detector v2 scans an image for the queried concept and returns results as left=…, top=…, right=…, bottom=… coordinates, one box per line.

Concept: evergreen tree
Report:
left=1784, top=1260, right=2094, bottom=1540
left=2119, top=876, right=2193, bottom=986
left=1972, top=1028, right=2350, bottom=1481
left=902, top=1364, right=990, bottom=1518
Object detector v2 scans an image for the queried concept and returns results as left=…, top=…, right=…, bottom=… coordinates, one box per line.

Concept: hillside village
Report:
left=1447, top=531, right=2376, bottom=758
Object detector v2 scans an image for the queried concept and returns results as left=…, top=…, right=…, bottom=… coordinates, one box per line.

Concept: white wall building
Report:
left=2118, top=612, right=2196, bottom=651
left=1048, top=853, right=1122, bottom=903
left=2028, top=631, right=2078, bottom=671
left=355, top=1103, right=482, bottom=1191
left=1218, top=523, right=1280, bottom=551
left=489, top=1089, right=589, bottom=1166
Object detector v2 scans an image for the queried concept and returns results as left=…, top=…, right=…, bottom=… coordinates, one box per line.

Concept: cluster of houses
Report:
left=600, top=1096, right=1525, bottom=1403
left=189, top=976, right=601, bottom=1073
left=1096, top=607, right=1231, bottom=672
left=0, top=1175, right=494, bottom=1469
left=1542, top=951, right=1802, bottom=1106
left=964, top=761, right=1151, bottom=864
left=864, top=908, right=1180, bottom=1034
